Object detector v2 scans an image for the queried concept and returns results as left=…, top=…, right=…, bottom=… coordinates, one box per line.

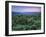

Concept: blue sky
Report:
left=12, top=6, right=41, bottom=12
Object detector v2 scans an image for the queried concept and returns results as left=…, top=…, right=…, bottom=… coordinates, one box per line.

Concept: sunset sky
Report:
left=12, top=6, right=41, bottom=12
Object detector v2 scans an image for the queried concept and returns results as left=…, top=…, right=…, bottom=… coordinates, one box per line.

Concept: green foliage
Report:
left=12, top=15, right=41, bottom=31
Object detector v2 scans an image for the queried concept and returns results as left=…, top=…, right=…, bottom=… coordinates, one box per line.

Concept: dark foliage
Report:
left=12, top=14, right=41, bottom=31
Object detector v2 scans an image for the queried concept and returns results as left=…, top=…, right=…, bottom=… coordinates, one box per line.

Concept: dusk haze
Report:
left=12, top=6, right=41, bottom=12
left=12, top=6, right=41, bottom=16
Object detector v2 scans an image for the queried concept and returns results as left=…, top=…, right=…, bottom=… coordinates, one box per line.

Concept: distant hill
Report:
left=12, top=12, right=41, bottom=16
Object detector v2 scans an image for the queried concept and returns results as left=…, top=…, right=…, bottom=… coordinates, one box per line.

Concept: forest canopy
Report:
left=12, top=14, right=41, bottom=31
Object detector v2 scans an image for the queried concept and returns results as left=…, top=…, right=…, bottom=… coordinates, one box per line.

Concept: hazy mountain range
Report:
left=12, top=12, right=41, bottom=16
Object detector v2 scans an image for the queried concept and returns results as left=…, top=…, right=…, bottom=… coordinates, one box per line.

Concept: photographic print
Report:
left=12, top=6, right=41, bottom=31
left=5, top=1, right=45, bottom=36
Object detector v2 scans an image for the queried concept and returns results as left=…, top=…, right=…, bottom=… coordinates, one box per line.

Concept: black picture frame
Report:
left=5, top=1, right=45, bottom=36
